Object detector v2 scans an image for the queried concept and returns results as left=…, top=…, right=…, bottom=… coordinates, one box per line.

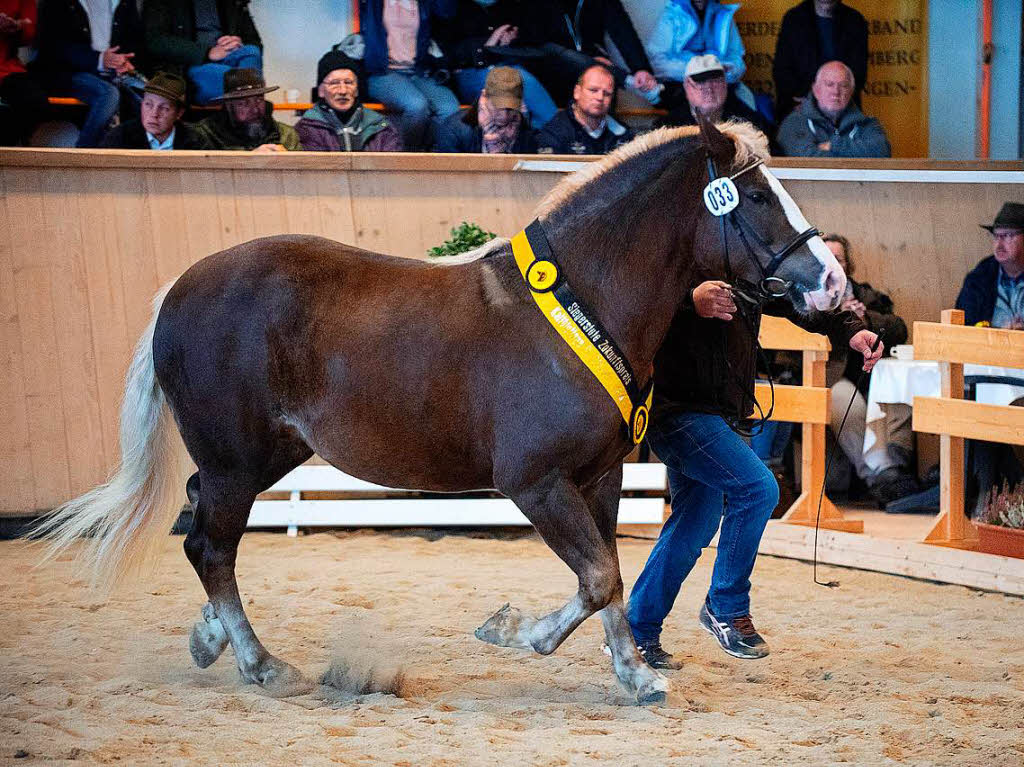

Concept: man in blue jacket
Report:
left=957, top=203, right=1024, bottom=329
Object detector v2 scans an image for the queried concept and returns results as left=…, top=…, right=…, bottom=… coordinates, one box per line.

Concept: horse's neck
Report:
left=547, top=217, right=691, bottom=380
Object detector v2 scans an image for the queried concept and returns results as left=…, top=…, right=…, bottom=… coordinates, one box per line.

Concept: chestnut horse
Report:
left=38, top=118, right=844, bottom=704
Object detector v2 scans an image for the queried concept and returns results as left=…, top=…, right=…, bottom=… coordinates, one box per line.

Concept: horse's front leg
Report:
left=475, top=467, right=668, bottom=704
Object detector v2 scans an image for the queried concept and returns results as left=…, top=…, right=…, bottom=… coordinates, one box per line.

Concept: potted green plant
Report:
left=428, top=222, right=496, bottom=258
left=976, top=480, right=1024, bottom=559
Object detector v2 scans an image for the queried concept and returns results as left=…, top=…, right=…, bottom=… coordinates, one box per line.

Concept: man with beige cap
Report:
left=436, top=66, right=537, bottom=153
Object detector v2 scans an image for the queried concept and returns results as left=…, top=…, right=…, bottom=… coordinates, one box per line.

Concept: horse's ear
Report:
left=696, top=110, right=735, bottom=164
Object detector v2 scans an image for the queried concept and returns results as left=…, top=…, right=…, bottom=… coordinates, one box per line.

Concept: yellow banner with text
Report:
left=736, top=0, right=927, bottom=158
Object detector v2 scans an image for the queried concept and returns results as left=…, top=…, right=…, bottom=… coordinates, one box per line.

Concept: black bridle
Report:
left=704, top=154, right=824, bottom=437
left=704, top=154, right=822, bottom=306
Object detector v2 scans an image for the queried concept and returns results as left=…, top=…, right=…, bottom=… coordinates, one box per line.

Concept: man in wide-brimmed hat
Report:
left=956, top=202, right=1024, bottom=329
left=194, top=67, right=300, bottom=151
left=100, top=72, right=208, bottom=149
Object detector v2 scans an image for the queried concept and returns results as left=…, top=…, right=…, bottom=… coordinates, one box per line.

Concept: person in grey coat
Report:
left=776, top=60, right=890, bottom=158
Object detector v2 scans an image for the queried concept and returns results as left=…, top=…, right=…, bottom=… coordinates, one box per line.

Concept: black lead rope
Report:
left=812, top=328, right=885, bottom=588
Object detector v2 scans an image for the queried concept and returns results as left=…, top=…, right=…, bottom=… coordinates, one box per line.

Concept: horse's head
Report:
left=694, top=115, right=846, bottom=314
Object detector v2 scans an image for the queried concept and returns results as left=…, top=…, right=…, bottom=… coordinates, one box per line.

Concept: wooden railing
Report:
left=756, top=316, right=864, bottom=533
left=912, top=309, right=1024, bottom=549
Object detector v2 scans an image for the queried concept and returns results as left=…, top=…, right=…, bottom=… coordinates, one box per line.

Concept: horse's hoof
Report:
left=188, top=605, right=228, bottom=669
left=634, top=671, right=670, bottom=706
left=474, top=603, right=535, bottom=650
left=250, top=656, right=312, bottom=698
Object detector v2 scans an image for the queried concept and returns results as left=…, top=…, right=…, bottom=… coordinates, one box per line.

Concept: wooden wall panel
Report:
left=0, top=152, right=1020, bottom=513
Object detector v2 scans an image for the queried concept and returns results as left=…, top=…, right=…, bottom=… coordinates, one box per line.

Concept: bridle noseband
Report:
left=705, top=155, right=822, bottom=306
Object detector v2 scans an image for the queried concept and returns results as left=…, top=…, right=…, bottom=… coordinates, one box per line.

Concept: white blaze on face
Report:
left=759, top=165, right=846, bottom=311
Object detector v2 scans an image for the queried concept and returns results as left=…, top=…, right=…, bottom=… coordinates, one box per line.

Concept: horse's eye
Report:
left=747, top=190, right=769, bottom=204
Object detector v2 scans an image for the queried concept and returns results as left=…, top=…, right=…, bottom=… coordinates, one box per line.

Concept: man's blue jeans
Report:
left=69, top=72, right=121, bottom=147
left=453, top=65, right=557, bottom=129
left=627, top=411, right=779, bottom=645
left=188, top=45, right=263, bottom=104
left=367, top=70, right=460, bottom=150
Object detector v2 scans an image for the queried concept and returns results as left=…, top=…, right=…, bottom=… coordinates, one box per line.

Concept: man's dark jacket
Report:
left=433, top=0, right=528, bottom=70
left=437, top=108, right=537, bottom=153
left=772, top=0, right=867, bottom=121
left=99, top=118, right=208, bottom=149
left=536, top=107, right=634, bottom=155
left=660, top=90, right=774, bottom=138
left=517, top=0, right=652, bottom=75
left=956, top=255, right=1002, bottom=327
left=34, top=0, right=146, bottom=84
left=653, top=293, right=864, bottom=425
left=359, top=0, right=456, bottom=75
left=143, top=0, right=262, bottom=75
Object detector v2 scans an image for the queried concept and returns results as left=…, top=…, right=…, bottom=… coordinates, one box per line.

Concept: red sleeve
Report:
left=15, top=0, right=37, bottom=46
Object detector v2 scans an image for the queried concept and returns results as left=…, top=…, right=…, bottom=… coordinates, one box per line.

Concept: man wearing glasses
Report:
left=957, top=202, right=1024, bottom=330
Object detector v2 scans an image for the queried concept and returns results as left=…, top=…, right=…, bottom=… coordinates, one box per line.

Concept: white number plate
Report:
left=703, top=177, right=740, bottom=216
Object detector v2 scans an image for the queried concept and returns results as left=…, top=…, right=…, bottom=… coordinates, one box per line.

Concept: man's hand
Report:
left=253, top=143, right=287, bottom=153
left=0, top=12, right=20, bottom=38
left=840, top=295, right=866, bottom=317
left=485, top=24, right=517, bottom=47
left=849, top=329, right=883, bottom=372
left=817, top=141, right=831, bottom=152
left=632, top=70, right=656, bottom=92
left=692, top=280, right=737, bottom=321
left=208, top=35, right=243, bottom=61
left=102, top=46, right=135, bottom=74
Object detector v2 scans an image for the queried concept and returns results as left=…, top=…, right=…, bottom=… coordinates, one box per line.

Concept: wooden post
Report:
left=781, top=348, right=865, bottom=533
left=924, top=309, right=978, bottom=549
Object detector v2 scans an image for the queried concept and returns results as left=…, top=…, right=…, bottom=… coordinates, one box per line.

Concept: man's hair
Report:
left=576, top=64, right=615, bottom=88
left=814, top=60, right=855, bottom=88
left=822, top=233, right=855, bottom=276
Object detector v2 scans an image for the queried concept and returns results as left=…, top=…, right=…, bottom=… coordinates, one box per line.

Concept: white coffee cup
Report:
left=285, top=88, right=300, bottom=103
left=890, top=344, right=914, bottom=361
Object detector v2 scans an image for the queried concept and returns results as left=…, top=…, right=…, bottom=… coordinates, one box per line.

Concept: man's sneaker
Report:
left=601, top=641, right=683, bottom=670
left=698, top=602, right=769, bottom=659
left=637, top=641, right=683, bottom=670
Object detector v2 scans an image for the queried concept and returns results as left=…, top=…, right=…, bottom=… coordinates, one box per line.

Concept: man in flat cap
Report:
left=957, top=203, right=1024, bottom=330
left=194, top=67, right=300, bottom=151
left=100, top=72, right=207, bottom=149
left=659, top=54, right=770, bottom=135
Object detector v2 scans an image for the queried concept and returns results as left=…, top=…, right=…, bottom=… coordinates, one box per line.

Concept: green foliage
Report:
left=428, top=221, right=497, bottom=258
left=980, top=480, right=1024, bottom=530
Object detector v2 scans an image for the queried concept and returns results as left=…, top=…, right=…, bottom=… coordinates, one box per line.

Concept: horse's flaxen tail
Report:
left=34, top=282, right=190, bottom=590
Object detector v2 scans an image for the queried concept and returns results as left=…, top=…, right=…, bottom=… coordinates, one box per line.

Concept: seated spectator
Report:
left=194, top=68, right=300, bottom=151
left=821, top=234, right=916, bottom=506
left=776, top=61, right=890, bottom=158
left=296, top=51, right=402, bottom=152
left=955, top=203, right=1024, bottom=515
left=956, top=202, right=1024, bottom=329
left=361, top=0, right=461, bottom=151
left=517, top=0, right=661, bottom=106
left=33, top=0, right=147, bottom=148
left=436, top=66, right=536, bottom=153
left=100, top=71, right=206, bottom=149
left=536, top=64, right=634, bottom=155
left=645, top=0, right=756, bottom=112
left=143, top=0, right=263, bottom=105
left=434, top=0, right=557, bottom=129
left=659, top=55, right=771, bottom=135
left=0, top=1, right=49, bottom=146
left=773, top=0, right=867, bottom=122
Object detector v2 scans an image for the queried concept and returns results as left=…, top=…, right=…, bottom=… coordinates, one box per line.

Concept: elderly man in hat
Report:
left=194, top=67, right=300, bottom=152
left=100, top=72, right=207, bottom=149
left=957, top=203, right=1024, bottom=330
left=436, top=66, right=536, bottom=153
left=295, top=50, right=402, bottom=152
left=659, top=54, right=770, bottom=134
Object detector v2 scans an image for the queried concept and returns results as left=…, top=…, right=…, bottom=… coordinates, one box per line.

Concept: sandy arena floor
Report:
left=2, top=530, right=1023, bottom=766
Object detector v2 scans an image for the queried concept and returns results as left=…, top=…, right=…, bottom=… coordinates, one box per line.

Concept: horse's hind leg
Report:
left=476, top=467, right=668, bottom=703
left=184, top=471, right=310, bottom=696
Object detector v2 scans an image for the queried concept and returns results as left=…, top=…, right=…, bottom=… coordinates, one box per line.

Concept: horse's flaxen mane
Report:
left=535, top=120, right=770, bottom=219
